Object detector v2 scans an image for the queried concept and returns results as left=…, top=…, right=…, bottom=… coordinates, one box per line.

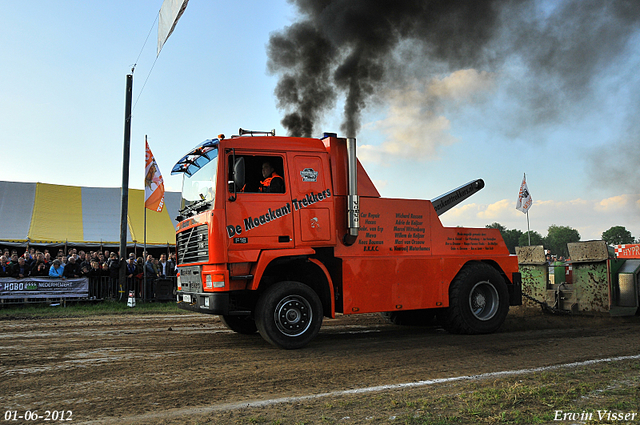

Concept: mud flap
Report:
left=508, top=272, right=523, bottom=306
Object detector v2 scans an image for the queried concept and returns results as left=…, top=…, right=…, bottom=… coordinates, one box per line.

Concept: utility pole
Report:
left=119, top=72, right=133, bottom=293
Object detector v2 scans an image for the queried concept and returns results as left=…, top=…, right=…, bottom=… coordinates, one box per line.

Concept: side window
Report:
left=228, top=155, right=285, bottom=194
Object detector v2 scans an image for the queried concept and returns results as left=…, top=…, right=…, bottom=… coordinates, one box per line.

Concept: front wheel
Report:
left=255, top=281, right=323, bottom=349
left=439, top=263, right=509, bottom=334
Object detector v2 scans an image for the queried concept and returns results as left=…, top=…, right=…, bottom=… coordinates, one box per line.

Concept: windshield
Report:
left=180, top=153, right=218, bottom=212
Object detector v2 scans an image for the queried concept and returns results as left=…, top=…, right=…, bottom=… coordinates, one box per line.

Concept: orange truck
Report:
left=171, top=129, right=522, bottom=349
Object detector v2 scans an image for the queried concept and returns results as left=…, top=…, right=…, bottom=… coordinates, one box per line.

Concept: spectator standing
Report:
left=63, top=256, right=82, bottom=279
left=107, top=253, right=120, bottom=298
left=30, top=253, right=49, bottom=275
left=22, top=251, right=34, bottom=268
left=12, top=257, right=30, bottom=278
left=0, top=256, right=10, bottom=277
left=30, top=253, right=48, bottom=276
left=8, top=254, right=19, bottom=268
left=80, top=254, right=92, bottom=272
left=125, top=257, right=137, bottom=280
left=84, top=261, right=98, bottom=276
left=49, top=260, right=65, bottom=278
left=144, top=255, right=159, bottom=300
left=31, top=261, right=48, bottom=277
left=158, top=253, right=175, bottom=277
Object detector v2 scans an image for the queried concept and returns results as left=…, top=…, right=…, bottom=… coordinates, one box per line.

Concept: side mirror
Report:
left=228, top=157, right=245, bottom=201
left=233, top=157, right=245, bottom=191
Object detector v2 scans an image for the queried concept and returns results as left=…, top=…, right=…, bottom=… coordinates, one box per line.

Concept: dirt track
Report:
left=1, top=308, right=639, bottom=424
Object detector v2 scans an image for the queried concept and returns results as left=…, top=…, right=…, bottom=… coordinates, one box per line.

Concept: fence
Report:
left=0, top=275, right=177, bottom=305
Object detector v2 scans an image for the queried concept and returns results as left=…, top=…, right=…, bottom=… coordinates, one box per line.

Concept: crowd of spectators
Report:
left=0, top=247, right=177, bottom=281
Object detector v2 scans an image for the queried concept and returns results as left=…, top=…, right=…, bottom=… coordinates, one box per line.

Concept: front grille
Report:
left=177, top=225, right=209, bottom=265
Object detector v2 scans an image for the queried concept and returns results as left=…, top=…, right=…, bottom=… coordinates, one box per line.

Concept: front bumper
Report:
left=177, top=292, right=229, bottom=315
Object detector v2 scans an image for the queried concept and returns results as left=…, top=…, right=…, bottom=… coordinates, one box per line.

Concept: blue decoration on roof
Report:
left=171, top=139, right=219, bottom=176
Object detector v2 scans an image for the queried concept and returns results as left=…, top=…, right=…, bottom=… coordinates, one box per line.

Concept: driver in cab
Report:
left=259, top=162, right=284, bottom=193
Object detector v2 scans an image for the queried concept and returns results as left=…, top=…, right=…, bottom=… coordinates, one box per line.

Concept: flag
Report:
left=158, top=0, right=189, bottom=56
left=145, top=140, right=165, bottom=212
left=516, top=174, right=532, bottom=213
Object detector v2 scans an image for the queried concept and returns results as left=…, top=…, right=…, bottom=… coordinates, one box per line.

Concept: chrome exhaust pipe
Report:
left=344, top=137, right=359, bottom=245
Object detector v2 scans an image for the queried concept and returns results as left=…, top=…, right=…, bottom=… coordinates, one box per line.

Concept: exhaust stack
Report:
left=344, top=137, right=359, bottom=245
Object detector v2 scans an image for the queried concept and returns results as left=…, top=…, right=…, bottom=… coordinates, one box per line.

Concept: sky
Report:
left=1, top=0, right=639, bottom=243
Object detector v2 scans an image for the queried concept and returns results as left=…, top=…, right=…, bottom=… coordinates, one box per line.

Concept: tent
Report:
left=0, top=181, right=181, bottom=247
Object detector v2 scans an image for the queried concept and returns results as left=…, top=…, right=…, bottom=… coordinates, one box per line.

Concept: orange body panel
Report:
left=334, top=197, right=515, bottom=314
left=175, top=134, right=519, bottom=319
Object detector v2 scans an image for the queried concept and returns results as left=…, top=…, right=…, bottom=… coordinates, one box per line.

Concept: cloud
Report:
left=595, top=195, right=632, bottom=212
left=359, top=69, right=495, bottom=164
left=476, top=199, right=518, bottom=220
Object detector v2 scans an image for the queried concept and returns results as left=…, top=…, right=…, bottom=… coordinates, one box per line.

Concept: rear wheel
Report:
left=439, top=263, right=509, bottom=334
left=220, top=315, right=258, bottom=334
left=255, top=281, right=323, bottom=349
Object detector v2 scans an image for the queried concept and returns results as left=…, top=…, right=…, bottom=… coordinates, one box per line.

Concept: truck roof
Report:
left=224, top=135, right=328, bottom=153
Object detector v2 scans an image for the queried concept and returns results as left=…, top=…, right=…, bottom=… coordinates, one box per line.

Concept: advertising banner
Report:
left=0, top=277, right=89, bottom=300
left=615, top=244, right=640, bottom=259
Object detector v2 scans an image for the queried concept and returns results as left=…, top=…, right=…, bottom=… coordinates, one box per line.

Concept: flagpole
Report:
left=143, top=135, right=148, bottom=302
left=524, top=173, right=531, bottom=245
left=144, top=201, right=147, bottom=301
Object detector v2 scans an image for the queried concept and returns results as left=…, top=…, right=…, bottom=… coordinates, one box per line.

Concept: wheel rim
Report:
left=468, top=281, right=499, bottom=321
left=274, top=295, right=313, bottom=337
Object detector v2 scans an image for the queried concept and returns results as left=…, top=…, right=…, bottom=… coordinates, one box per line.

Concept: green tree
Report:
left=485, top=223, right=523, bottom=254
left=503, top=229, right=525, bottom=254
left=486, top=222, right=506, bottom=232
left=546, top=225, right=580, bottom=258
left=602, top=226, right=635, bottom=245
left=518, top=230, right=545, bottom=247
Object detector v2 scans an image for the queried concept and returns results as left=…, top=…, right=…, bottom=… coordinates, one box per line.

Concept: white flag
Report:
left=158, top=0, right=189, bottom=56
left=516, top=174, right=532, bottom=213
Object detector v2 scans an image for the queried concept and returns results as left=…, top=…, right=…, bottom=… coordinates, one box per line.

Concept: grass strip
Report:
left=188, top=360, right=640, bottom=425
left=0, top=299, right=188, bottom=319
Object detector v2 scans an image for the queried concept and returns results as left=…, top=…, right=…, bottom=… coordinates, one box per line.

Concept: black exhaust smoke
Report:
left=268, top=0, right=501, bottom=138
left=267, top=0, right=640, bottom=157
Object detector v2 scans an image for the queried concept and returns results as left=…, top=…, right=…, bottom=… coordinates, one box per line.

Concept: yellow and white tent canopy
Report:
left=0, top=181, right=180, bottom=246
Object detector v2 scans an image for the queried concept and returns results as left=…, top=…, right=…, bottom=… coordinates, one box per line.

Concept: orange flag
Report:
left=145, top=139, right=165, bottom=212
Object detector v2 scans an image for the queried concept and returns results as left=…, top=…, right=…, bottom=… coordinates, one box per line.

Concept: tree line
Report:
left=485, top=223, right=637, bottom=257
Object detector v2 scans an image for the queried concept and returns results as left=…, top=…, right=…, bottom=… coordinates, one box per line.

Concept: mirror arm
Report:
left=228, top=148, right=237, bottom=202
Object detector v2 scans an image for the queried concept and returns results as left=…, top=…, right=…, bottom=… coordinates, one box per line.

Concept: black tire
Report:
left=220, top=315, right=258, bottom=334
left=381, top=309, right=436, bottom=326
left=439, top=263, right=509, bottom=334
left=255, top=281, right=323, bottom=349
